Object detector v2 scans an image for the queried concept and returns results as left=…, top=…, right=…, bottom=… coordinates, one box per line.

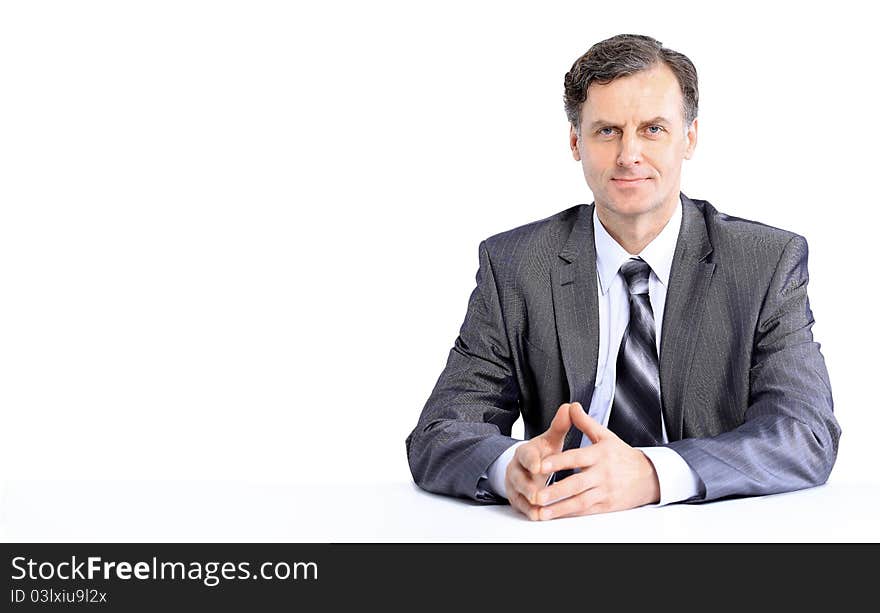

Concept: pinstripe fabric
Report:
left=405, top=194, right=841, bottom=504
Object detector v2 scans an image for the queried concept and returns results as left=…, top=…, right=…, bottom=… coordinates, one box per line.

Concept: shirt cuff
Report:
left=637, top=446, right=702, bottom=506
left=480, top=440, right=527, bottom=500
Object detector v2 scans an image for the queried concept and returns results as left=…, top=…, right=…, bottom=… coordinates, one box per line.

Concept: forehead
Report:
left=582, top=63, right=684, bottom=123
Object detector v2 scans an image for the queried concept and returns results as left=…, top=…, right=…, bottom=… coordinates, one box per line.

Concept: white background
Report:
left=1, top=0, right=877, bottom=526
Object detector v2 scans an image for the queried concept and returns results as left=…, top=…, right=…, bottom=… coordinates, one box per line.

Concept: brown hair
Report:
left=564, top=34, right=699, bottom=132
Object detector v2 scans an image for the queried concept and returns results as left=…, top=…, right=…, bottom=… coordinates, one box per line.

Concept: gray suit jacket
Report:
left=405, top=194, right=841, bottom=504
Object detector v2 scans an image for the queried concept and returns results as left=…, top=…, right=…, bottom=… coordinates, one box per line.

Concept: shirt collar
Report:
left=593, top=195, right=683, bottom=295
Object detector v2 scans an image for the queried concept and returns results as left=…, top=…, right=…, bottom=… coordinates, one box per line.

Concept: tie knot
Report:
left=619, top=257, right=651, bottom=295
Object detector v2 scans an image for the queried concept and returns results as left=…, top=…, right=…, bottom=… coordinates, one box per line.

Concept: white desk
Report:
left=2, top=478, right=878, bottom=542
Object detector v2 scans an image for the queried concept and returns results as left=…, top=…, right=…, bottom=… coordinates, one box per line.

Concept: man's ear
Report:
left=683, top=118, right=698, bottom=160
left=570, top=124, right=582, bottom=161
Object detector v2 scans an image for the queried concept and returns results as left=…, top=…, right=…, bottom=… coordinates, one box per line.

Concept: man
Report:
left=405, top=34, right=841, bottom=521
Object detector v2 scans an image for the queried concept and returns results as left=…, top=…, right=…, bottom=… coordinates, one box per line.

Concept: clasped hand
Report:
left=504, top=402, right=661, bottom=521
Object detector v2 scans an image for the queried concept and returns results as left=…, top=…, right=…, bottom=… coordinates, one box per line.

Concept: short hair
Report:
left=563, top=34, right=699, bottom=132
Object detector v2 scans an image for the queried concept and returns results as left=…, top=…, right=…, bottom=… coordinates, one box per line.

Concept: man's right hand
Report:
left=505, top=403, right=573, bottom=521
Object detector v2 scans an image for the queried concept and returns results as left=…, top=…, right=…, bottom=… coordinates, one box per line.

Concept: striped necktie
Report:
left=608, top=257, right=663, bottom=446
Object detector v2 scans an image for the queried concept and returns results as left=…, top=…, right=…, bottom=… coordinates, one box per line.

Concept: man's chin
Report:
left=598, top=196, right=659, bottom=218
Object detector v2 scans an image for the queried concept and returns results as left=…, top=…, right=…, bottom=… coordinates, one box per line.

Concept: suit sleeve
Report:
left=666, top=235, right=842, bottom=502
left=405, top=240, right=522, bottom=504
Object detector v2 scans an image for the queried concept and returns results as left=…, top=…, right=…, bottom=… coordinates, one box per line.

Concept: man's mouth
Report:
left=611, top=177, right=651, bottom=186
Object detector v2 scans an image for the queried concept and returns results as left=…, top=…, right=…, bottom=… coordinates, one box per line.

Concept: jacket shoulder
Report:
left=481, top=204, right=584, bottom=264
left=690, top=196, right=805, bottom=259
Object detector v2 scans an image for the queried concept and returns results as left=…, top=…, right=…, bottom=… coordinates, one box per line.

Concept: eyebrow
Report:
left=587, top=116, right=674, bottom=130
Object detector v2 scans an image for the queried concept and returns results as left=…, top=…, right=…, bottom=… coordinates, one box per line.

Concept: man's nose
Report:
left=616, top=133, right=642, bottom=166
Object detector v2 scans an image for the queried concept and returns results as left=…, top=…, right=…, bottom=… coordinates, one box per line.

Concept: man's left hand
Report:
left=533, top=402, right=661, bottom=520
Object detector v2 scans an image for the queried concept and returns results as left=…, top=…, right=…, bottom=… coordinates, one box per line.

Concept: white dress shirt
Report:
left=483, top=197, right=702, bottom=506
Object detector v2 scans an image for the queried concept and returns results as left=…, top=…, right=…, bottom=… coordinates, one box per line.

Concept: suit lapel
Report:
left=550, top=204, right=600, bottom=453
left=659, top=194, right=716, bottom=441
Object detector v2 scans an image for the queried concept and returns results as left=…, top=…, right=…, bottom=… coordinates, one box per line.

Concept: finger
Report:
left=508, top=488, right=543, bottom=521
left=540, top=446, right=599, bottom=474
left=508, top=461, right=551, bottom=505
left=507, top=462, right=535, bottom=500
left=538, top=403, right=573, bottom=453
left=534, top=470, right=600, bottom=507
left=518, top=402, right=585, bottom=478
left=569, top=402, right=613, bottom=444
left=548, top=403, right=573, bottom=437
left=515, top=443, right=544, bottom=475
left=538, top=486, right=607, bottom=521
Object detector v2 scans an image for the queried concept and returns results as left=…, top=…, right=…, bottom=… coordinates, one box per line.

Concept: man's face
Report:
left=570, top=62, right=697, bottom=221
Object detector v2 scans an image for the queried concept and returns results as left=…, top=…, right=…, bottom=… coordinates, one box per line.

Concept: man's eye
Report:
left=599, top=127, right=616, bottom=136
left=647, top=125, right=664, bottom=134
